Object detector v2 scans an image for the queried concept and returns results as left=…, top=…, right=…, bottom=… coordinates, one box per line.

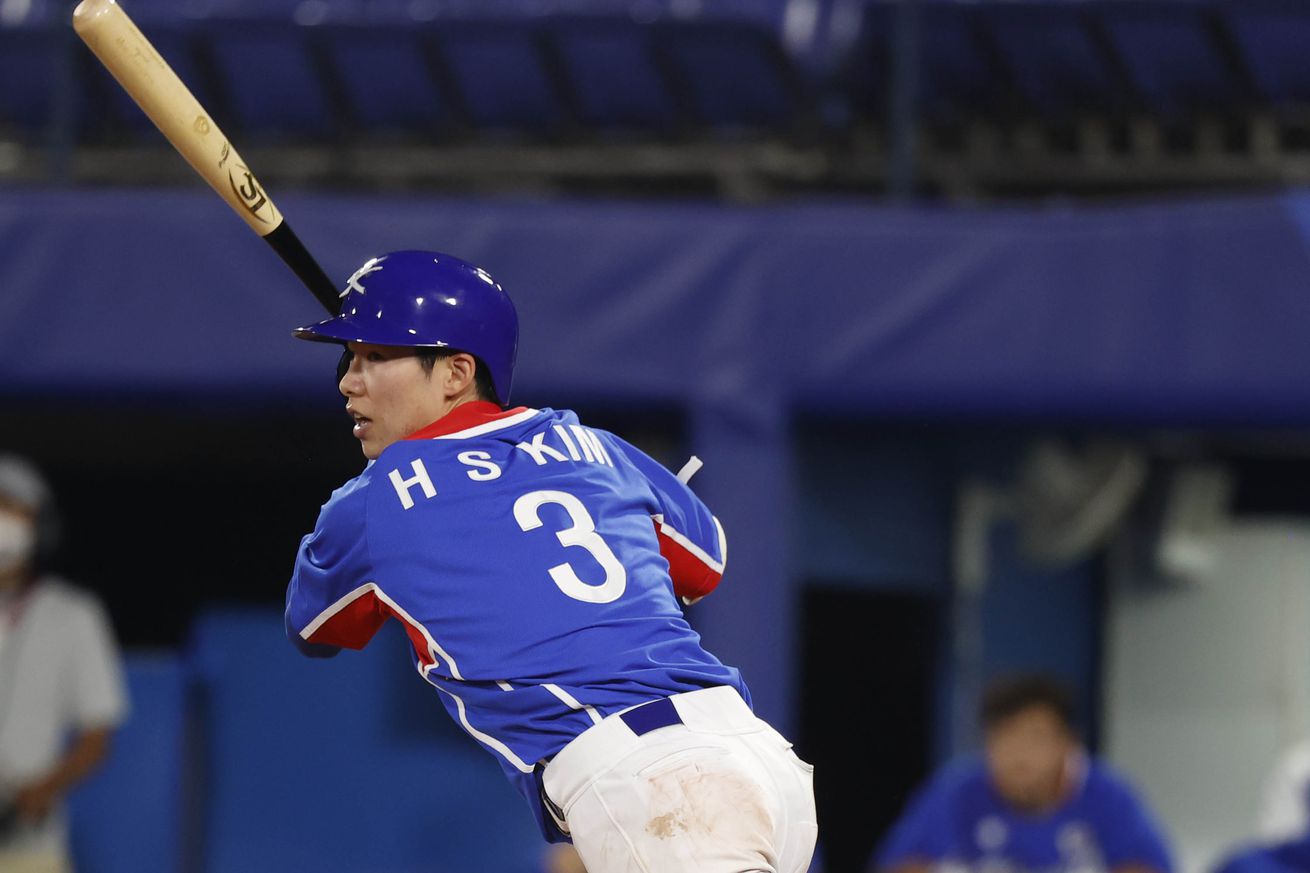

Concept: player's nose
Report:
left=338, top=360, right=363, bottom=397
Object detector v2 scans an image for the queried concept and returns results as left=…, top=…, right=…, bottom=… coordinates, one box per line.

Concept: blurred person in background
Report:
left=873, top=674, right=1173, bottom=873
left=1213, top=833, right=1310, bottom=873
left=1256, top=741, right=1310, bottom=844
left=542, top=844, right=589, bottom=873
left=1209, top=741, right=1310, bottom=873
left=0, top=456, right=127, bottom=873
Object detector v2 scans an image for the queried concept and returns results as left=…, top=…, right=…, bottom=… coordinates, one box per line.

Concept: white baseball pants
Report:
left=542, top=686, right=818, bottom=873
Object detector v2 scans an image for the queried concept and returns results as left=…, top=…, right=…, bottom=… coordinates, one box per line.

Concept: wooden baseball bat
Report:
left=72, top=0, right=340, bottom=315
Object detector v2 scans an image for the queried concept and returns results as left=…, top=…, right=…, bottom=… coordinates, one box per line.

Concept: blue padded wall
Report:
left=188, top=609, right=543, bottom=873
left=68, top=655, right=188, bottom=873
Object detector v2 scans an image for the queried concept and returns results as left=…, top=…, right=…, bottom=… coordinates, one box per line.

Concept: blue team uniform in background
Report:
left=285, top=402, right=745, bottom=840
left=875, top=757, right=1175, bottom=873
left=1213, top=834, right=1310, bottom=873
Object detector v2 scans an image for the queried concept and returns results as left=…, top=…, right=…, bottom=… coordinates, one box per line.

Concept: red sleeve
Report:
left=300, top=583, right=389, bottom=650
left=654, top=515, right=727, bottom=602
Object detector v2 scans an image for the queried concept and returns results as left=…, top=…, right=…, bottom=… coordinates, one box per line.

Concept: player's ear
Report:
left=445, top=352, right=477, bottom=397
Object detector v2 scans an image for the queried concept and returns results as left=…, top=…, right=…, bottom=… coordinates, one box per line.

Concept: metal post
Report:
left=46, top=0, right=81, bottom=185
left=887, top=0, right=921, bottom=199
left=950, top=481, right=1006, bottom=756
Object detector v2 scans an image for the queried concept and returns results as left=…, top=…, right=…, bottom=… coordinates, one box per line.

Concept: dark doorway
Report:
left=798, top=585, right=942, bottom=873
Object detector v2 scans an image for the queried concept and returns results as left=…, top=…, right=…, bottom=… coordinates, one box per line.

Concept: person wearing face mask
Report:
left=0, top=456, right=127, bottom=873
left=872, top=674, right=1173, bottom=873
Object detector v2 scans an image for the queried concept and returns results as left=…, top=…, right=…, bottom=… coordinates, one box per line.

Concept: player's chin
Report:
left=353, top=420, right=382, bottom=459
left=353, top=430, right=380, bottom=460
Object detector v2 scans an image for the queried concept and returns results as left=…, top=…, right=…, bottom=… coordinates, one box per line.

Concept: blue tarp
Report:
left=5, top=187, right=1310, bottom=423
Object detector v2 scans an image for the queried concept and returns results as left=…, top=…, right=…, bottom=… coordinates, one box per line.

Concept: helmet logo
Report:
left=340, top=257, right=386, bottom=298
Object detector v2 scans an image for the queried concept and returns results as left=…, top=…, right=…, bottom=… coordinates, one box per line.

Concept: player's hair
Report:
left=979, top=674, right=1078, bottom=733
left=416, top=348, right=503, bottom=407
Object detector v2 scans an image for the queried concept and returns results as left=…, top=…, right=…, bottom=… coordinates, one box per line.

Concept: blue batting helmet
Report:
left=294, top=251, right=519, bottom=403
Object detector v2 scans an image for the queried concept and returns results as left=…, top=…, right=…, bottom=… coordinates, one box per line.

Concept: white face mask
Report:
left=0, top=514, right=35, bottom=575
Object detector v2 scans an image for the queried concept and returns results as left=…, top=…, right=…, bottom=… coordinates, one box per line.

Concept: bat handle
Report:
left=264, top=220, right=340, bottom=315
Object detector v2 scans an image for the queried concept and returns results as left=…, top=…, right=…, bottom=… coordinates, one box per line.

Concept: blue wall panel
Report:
left=188, top=609, right=542, bottom=873
left=979, top=523, right=1100, bottom=745
left=68, top=655, right=188, bottom=873
left=7, top=190, right=1310, bottom=424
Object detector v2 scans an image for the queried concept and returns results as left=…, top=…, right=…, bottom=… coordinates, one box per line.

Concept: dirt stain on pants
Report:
left=642, top=759, right=778, bottom=868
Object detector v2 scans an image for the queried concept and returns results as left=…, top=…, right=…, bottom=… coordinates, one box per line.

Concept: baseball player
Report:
left=284, top=251, right=817, bottom=873
left=875, top=675, right=1172, bottom=873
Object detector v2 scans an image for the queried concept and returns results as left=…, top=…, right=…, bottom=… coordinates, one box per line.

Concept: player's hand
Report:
left=681, top=595, right=704, bottom=606
left=14, top=778, right=60, bottom=823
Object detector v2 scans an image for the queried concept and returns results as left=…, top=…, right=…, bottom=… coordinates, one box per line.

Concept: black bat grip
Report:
left=263, top=220, right=340, bottom=315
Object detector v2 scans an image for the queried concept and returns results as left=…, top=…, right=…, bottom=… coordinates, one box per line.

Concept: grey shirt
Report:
left=0, top=578, right=127, bottom=857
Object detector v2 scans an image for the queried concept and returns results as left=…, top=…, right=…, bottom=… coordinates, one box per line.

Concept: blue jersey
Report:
left=1214, top=838, right=1310, bottom=873
left=875, top=757, right=1174, bottom=873
left=285, top=402, right=747, bottom=840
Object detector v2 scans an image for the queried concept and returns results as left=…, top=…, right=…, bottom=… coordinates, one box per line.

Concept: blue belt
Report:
left=619, top=697, right=683, bottom=736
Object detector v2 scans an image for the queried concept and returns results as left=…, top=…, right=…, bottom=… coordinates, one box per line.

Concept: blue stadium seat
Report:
left=118, top=0, right=352, bottom=23
left=430, top=19, right=569, bottom=136
left=0, top=26, right=65, bottom=139
left=655, top=18, right=808, bottom=135
left=1096, top=0, right=1245, bottom=121
left=318, top=24, right=460, bottom=139
left=68, top=656, right=188, bottom=873
left=201, top=21, right=339, bottom=141
left=112, top=0, right=216, bottom=23
left=1, top=24, right=118, bottom=143
left=837, top=0, right=1005, bottom=127
left=131, top=0, right=309, bottom=20
left=545, top=15, right=681, bottom=136
left=979, top=1, right=1124, bottom=121
left=1218, top=0, right=1310, bottom=111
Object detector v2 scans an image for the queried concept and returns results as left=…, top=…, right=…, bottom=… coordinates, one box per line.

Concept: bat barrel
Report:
left=73, top=0, right=339, bottom=314
left=72, top=0, right=282, bottom=235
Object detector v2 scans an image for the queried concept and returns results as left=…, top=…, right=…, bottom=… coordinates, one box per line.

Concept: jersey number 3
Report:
left=513, top=490, right=627, bottom=603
